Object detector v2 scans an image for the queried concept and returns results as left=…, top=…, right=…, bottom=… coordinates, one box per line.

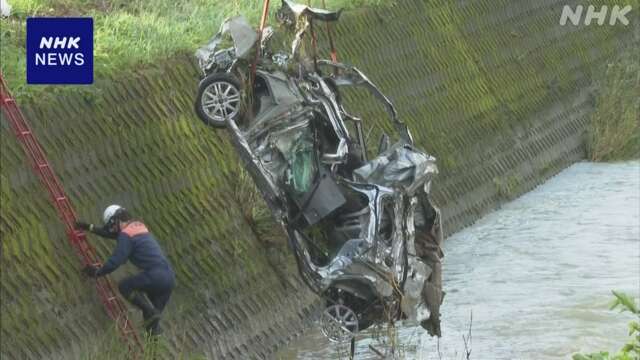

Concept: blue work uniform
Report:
left=95, top=221, right=175, bottom=312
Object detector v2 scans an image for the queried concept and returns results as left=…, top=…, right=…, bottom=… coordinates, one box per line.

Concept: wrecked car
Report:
left=194, top=0, right=444, bottom=342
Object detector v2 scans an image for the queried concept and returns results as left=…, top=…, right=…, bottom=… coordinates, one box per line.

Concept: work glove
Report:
left=82, top=264, right=100, bottom=278
left=75, top=221, right=93, bottom=231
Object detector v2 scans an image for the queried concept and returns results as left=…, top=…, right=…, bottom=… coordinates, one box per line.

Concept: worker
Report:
left=75, top=205, right=175, bottom=336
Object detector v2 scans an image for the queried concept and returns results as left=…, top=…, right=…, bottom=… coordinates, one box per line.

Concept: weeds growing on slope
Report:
left=587, top=48, right=640, bottom=161
left=78, top=318, right=207, bottom=359
left=0, top=0, right=388, bottom=101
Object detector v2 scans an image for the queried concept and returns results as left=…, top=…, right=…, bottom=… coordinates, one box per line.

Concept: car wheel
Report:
left=195, top=73, right=243, bottom=128
left=320, top=303, right=359, bottom=342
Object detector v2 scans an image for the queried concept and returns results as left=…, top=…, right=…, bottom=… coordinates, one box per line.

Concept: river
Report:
left=278, top=161, right=640, bottom=359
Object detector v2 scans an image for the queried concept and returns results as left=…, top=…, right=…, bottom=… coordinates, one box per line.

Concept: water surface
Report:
left=280, top=161, right=640, bottom=359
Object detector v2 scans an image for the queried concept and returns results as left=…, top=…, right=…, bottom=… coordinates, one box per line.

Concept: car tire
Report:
left=194, top=73, right=243, bottom=128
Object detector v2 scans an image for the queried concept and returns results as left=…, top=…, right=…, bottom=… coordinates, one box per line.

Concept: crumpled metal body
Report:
left=353, top=144, right=438, bottom=195
left=195, top=2, right=444, bottom=337
left=195, top=16, right=262, bottom=75
left=281, top=0, right=343, bottom=21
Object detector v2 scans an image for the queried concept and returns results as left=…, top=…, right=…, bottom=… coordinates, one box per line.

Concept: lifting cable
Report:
left=251, top=0, right=271, bottom=84
left=321, top=0, right=339, bottom=63
left=251, top=0, right=339, bottom=82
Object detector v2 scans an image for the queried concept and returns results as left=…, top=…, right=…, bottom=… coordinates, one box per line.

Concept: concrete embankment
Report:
left=0, top=0, right=633, bottom=358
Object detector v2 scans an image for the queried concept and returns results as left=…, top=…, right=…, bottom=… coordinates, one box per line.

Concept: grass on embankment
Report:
left=587, top=48, right=640, bottom=161
left=0, top=0, right=386, bottom=101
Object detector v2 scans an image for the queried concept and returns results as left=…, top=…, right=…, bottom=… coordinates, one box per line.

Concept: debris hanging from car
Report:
left=193, top=0, right=444, bottom=343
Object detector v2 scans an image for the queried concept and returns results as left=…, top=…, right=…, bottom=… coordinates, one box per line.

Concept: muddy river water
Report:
left=279, top=161, right=640, bottom=359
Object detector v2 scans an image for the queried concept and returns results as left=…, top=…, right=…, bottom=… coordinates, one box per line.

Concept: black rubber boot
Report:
left=148, top=319, right=163, bottom=336
left=128, top=292, right=157, bottom=321
left=127, top=292, right=163, bottom=335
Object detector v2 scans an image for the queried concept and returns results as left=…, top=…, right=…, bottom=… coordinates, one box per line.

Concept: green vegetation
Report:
left=587, top=49, right=640, bottom=161
left=0, top=0, right=386, bottom=100
left=493, top=174, right=524, bottom=200
left=573, top=291, right=640, bottom=360
left=79, top=323, right=207, bottom=360
left=1, top=0, right=635, bottom=357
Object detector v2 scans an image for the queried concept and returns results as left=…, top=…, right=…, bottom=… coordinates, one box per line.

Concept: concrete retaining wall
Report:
left=0, top=0, right=632, bottom=358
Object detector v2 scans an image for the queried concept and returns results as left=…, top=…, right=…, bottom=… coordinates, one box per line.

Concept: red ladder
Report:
left=0, top=73, right=143, bottom=356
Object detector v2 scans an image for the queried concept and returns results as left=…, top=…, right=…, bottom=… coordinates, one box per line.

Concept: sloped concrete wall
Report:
left=0, top=0, right=633, bottom=358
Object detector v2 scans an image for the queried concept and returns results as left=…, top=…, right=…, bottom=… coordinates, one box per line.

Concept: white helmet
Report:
left=103, top=204, right=124, bottom=224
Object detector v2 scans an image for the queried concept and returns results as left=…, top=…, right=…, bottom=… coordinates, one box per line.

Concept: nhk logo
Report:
left=36, top=37, right=85, bottom=66
left=26, top=17, right=93, bottom=84
left=559, top=5, right=633, bottom=26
